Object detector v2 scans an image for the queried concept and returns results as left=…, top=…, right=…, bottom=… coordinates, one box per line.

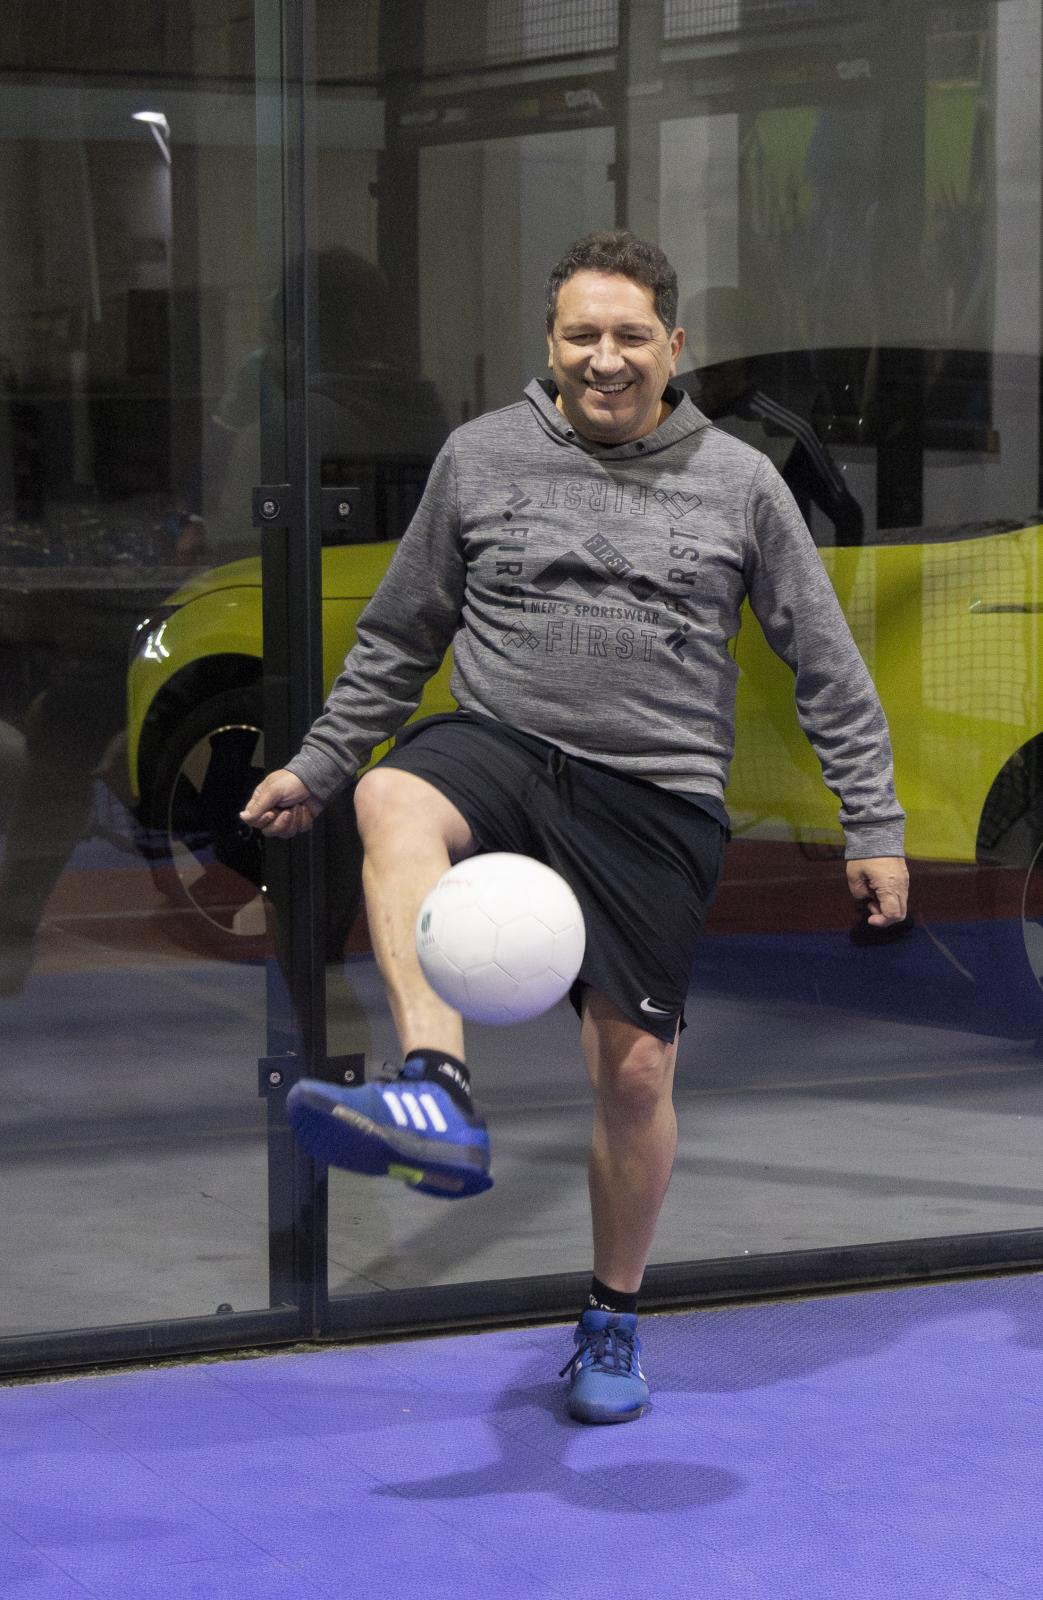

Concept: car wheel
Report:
left=147, top=686, right=271, bottom=956
left=1020, top=823, right=1043, bottom=997
left=976, top=741, right=1043, bottom=999
left=147, top=685, right=365, bottom=962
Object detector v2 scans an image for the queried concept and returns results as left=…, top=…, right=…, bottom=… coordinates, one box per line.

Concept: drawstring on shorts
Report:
left=546, top=745, right=575, bottom=813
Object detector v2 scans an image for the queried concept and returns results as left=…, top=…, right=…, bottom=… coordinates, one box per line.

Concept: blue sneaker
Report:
left=560, top=1309, right=649, bottom=1424
left=286, top=1060, right=492, bottom=1199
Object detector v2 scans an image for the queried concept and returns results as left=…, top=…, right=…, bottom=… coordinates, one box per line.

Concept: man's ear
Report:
left=669, top=326, right=685, bottom=373
left=546, top=327, right=555, bottom=367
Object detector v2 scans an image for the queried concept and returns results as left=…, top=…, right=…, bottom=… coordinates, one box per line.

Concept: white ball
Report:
left=415, top=853, right=586, bottom=1025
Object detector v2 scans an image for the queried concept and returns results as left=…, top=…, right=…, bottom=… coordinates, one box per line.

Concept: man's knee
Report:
left=354, top=765, right=474, bottom=857
left=586, top=1020, right=675, bottom=1115
left=354, top=766, right=425, bottom=839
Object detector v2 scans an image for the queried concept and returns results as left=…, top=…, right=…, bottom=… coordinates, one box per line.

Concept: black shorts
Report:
left=378, top=712, right=726, bottom=1041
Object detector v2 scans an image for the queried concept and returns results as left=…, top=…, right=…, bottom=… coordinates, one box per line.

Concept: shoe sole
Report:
left=287, top=1086, right=493, bottom=1199
left=566, top=1397, right=648, bottom=1424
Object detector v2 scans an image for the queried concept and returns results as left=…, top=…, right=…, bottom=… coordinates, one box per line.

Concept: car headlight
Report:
left=131, top=605, right=180, bottom=664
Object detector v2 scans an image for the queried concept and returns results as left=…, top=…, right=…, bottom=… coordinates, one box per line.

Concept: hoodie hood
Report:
left=523, top=377, right=712, bottom=461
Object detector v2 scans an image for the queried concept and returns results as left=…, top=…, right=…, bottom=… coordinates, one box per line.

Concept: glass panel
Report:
left=314, top=18, right=621, bottom=1294
left=425, top=0, right=619, bottom=72
left=664, top=0, right=863, bottom=42
left=316, top=0, right=1043, bottom=1310
left=655, top=0, right=1043, bottom=1258
left=0, top=2, right=287, bottom=1337
left=419, top=129, right=616, bottom=418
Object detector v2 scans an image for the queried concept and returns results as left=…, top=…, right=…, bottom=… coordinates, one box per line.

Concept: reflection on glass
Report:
left=425, top=0, right=619, bottom=72
left=0, top=4, right=279, bottom=1336
left=324, top=0, right=1043, bottom=1303
left=2, top=0, right=1042, bottom=1348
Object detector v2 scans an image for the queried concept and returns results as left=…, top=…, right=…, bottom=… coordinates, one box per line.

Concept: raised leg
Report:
left=353, top=765, right=475, bottom=1059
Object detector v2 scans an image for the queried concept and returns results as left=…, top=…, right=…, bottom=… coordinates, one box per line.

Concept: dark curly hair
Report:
left=545, top=230, right=679, bottom=333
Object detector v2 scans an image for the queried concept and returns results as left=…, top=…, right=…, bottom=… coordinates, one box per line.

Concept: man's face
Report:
left=546, top=270, right=685, bottom=446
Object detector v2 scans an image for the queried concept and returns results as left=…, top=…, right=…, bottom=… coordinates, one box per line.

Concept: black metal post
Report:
left=377, top=0, right=424, bottom=368
left=256, top=0, right=329, bottom=1330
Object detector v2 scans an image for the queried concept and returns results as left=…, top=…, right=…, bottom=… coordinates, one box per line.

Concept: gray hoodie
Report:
left=288, top=380, right=904, bottom=859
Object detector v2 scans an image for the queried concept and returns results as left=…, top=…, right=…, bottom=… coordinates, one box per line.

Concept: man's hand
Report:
left=846, top=856, right=910, bottom=928
left=240, top=770, right=323, bottom=839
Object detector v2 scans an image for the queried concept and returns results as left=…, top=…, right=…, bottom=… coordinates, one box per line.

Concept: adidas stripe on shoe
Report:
left=286, top=1064, right=492, bottom=1199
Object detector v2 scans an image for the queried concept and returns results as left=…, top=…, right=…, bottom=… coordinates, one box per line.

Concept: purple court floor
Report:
left=3, top=1272, right=1042, bottom=1600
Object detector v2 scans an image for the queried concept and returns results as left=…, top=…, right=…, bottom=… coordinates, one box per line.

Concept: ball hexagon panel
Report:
left=430, top=900, right=498, bottom=969
left=493, top=916, right=557, bottom=982
left=464, top=962, right=521, bottom=1023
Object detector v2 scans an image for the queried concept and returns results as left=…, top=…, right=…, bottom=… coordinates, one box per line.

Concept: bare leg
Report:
left=354, top=766, right=475, bottom=1060
left=580, top=990, right=679, bottom=1294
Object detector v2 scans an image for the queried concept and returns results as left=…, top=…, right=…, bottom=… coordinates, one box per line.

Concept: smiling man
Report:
left=548, top=266, right=685, bottom=445
left=242, top=231, right=908, bottom=1425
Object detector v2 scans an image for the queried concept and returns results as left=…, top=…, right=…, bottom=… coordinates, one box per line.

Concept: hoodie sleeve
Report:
left=743, top=456, right=905, bottom=859
left=285, top=438, right=466, bottom=803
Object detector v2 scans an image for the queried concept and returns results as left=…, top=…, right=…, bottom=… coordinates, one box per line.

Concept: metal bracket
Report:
left=321, top=1053, right=365, bottom=1087
left=252, top=485, right=360, bottom=535
left=258, top=1053, right=365, bottom=1098
left=258, top=1055, right=297, bottom=1097
left=320, top=485, right=361, bottom=535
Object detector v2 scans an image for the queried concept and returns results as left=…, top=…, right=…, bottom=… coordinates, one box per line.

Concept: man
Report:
left=241, top=231, right=909, bottom=1425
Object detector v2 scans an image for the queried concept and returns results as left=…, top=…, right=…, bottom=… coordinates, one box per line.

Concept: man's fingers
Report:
left=865, top=889, right=907, bottom=926
left=290, top=805, right=315, bottom=834
left=239, top=770, right=318, bottom=834
left=253, top=805, right=314, bottom=840
left=847, top=857, right=909, bottom=926
left=261, top=810, right=295, bottom=838
left=239, top=787, right=279, bottom=826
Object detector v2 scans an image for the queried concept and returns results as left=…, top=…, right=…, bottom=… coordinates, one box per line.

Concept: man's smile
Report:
left=547, top=270, right=684, bottom=442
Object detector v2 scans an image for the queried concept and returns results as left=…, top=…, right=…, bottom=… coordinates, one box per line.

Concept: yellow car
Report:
left=127, top=513, right=1041, bottom=968
left=729, top=519, right=1041, bottom=870
left=128, top=541, right=454, bottom=955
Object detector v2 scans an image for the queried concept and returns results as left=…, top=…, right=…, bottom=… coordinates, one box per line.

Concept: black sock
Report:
left=402, top=1048, right=472, bottom=1111
left=587, top=1275, right=639, bottom=1317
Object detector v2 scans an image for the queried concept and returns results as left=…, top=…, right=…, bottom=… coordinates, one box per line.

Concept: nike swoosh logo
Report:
left=640, top=998, right=674, bottom=1015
